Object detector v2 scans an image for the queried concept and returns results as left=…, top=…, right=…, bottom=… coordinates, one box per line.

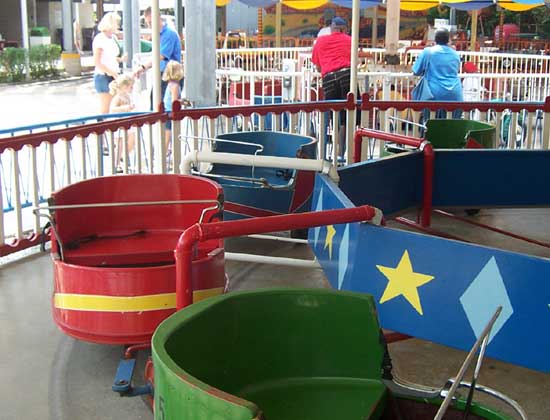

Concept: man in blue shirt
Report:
left=413, top=28, right=462, bottom=120
left=140, top=7, right=182, bottom=110
left=412, top=28, right=462, bottom=102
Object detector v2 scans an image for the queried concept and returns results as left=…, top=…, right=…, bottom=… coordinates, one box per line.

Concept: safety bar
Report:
left=33, top=199, right=222, bottom=262
left=180, top=134, right=265, bottom=155
left=34, top=199, right=221, bottom=211
left=384, top=306, right=526, bottom=419
left=434, top=306, right=501, bottom=420
left=442, top=379, right=527, bottom=420
left=174, top=205, right=381, bottom=310
left=353, top=128, right=434, bottom=227
left=193, top=170, right=296, bottom=190
left=182, top=150, right=339, bottom=182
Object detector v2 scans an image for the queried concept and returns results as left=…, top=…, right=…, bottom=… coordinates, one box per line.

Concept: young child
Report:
left=109, top=74, right=136, bottom=172
left=162, top=60, right=184, bottom=157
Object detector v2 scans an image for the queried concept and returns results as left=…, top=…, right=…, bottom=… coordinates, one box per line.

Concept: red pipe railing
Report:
left=433, top=209, right=550, bottom=249
left=2, top=95, right=549, bottom=257
left=174, top=205, right=377, bottom=310
left=0, top=111, right=167, bottom=154
left=353, top=128, right=434, bottom=227
left=170, top=92, right=357, bottom=121
left=359, top=94, right=550, bottom=114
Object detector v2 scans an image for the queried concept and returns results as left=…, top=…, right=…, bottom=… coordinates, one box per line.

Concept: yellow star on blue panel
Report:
left=324, top=225, right=336, bottom=259
left=376, top=250, right=435, bottom=315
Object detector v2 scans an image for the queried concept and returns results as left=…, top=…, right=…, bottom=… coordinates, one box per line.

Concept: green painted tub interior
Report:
left=152, top=288, right=513, bottom=420
left=426, top=119, right=496, bottom=149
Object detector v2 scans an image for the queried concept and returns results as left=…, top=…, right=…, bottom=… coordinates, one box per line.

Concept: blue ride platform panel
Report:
left=310, top=149, right=550, bottom=372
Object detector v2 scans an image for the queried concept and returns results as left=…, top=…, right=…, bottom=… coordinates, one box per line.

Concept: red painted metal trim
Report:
left=175, top=205, right=377, bottom=310
left=124, top=343, right=152, bottom=360
left=353, top=128, right=433, bottom=227
left=384, top=332, right=412, bottom=343
left=393, top=216, right=469, bottom=242
left=353, top=128, right=423, bottom=164
left=420, top=143, right=434, bottom=227
left=0, top=235, right=42, bottom=257
left=0, top=112, right=167, bottom=153
left=433, top=209, right=550, bottom=249
left=360, top=94, right=550, bottom=114
left=171, top=92, right=357, bottom=121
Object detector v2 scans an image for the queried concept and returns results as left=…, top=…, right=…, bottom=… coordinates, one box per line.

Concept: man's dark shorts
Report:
left=322, top=67, right=350, bottom=101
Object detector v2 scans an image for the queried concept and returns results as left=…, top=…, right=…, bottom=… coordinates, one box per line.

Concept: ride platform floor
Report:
left=1, top=208, right=549, bottom=419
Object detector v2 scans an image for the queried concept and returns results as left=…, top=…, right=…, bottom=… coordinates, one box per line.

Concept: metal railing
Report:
left=216, top=67, right=550, bottom=107
left=1, top=96, right=549, bottom=257
left=214, top=45, right=550, bottom=74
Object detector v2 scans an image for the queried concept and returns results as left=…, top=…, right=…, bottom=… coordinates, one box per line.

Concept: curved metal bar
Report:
left=443, top=379, right=528, bottom=420
left=178, top=134, right=265, bottom=154
left=434, top=307, right=502, bottom=420
left=198, top=170, right=297, bottom=191
left=198, top=203, right=222, bottom=224
left=35, top=199, right=220, bottom=211
left=32, top=211, right=64, bottom=261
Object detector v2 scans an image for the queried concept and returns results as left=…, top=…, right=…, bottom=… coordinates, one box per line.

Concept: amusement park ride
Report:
left=35, top=112, right=549, bottom=418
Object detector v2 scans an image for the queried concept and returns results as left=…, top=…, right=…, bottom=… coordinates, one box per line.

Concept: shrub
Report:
left=0, top=44, right=61, bottom=82
left=45, top=44, right=61, bottom=76
left=29, top=45, right=48, bottom=78
left=0, top=47, right=27, bottom=82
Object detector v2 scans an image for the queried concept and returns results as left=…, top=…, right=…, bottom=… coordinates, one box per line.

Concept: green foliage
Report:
left=0, top=47, right=26, bottom=82
left=531, top=8, right=550, bottom=35
left=0, top=44, right=61, bottom=82
left=30, top=26, right=50, bottom=37
left=264, top=24, right=275, bottom=35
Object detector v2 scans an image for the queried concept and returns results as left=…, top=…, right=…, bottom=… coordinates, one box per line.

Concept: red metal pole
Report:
left=175, top=205, right=378, bottom=310
left=433, top=209, right=550, bottom=248
left=393, top=217, right=468, bottom=242
left=420, top=142, right=434, bottom=227
left=354, top=128, right=424, bottom=160
left=124, top=343, right=151, bottom=360
left=353, top=128, right=433, bottom=227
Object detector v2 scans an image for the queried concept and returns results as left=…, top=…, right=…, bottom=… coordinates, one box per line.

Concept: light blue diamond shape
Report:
left=460, top=257, right=514, bottom=344
left=337, top=224, right=350, bottom=290
left=313, top=187, right=324, bottom=245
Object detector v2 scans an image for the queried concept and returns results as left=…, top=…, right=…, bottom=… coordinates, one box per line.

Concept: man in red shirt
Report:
left=312, top=16, right=351, bottom=101
left=312, top=16, right=351, bottom=156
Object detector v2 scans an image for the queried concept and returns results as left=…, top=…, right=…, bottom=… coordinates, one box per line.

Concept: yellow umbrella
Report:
left=399, top=1, right=439, bottom=11
left=400, top=0, right=543, bottom=11
left=282, top=0, right=330, bottom=8
left=499, top=1, right=543, bottom=11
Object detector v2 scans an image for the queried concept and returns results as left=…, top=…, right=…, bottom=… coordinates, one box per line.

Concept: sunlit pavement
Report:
left=0, top=77, right=99, bottom=131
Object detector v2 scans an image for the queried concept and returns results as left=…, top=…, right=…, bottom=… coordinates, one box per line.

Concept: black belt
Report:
left=324, top=67, right=350, bottom=78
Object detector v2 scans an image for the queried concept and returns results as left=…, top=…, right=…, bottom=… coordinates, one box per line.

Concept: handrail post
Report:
left=174, top=205, right=378, bottom=310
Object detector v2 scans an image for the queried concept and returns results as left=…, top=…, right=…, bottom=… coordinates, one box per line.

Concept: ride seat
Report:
left=49, top=174, right=223, bottom=267
left=209, top=131, right=317, bottom=189
left=154, top=289, right=389, bottom=420
left=425, top=119, right=496, bottom=149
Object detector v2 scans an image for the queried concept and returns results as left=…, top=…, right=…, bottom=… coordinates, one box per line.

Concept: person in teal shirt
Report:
left=413, top=28, right=463, bottom=101
left=413, top=28, right=462, bottom=120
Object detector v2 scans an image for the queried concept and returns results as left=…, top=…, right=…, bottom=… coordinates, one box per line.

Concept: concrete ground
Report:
left=1, top=209, right=549, bottom=419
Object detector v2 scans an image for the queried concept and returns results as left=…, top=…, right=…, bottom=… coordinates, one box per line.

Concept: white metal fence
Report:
left=216, top=67, right=550, bottom=107
left=215, top=46, right=550, bottom=75
left=1, top=98, right=549, bottom=256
